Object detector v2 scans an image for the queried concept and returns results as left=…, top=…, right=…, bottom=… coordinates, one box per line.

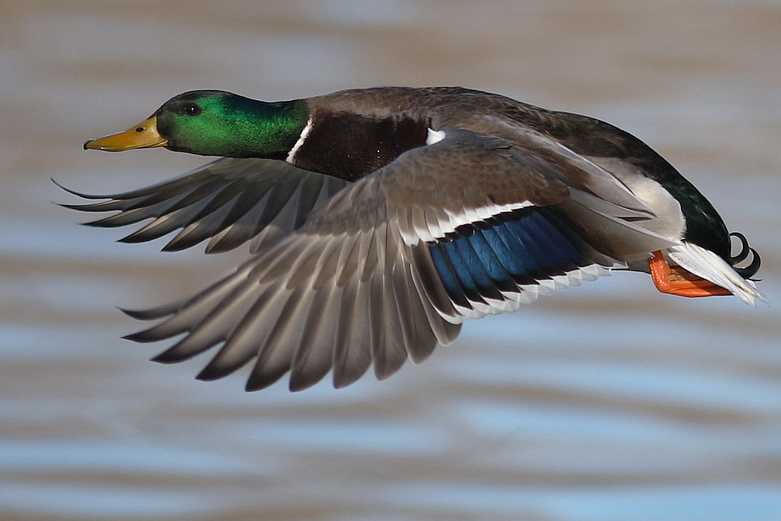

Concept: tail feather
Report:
left=667, top=242, right=767, bottom=305
left=727, top=232, right=762, bottom=279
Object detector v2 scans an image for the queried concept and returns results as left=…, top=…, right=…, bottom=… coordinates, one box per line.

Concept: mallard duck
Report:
left=65, top=86, right=763, bottom=391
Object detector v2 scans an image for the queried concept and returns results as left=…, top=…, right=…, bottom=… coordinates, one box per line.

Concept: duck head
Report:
left=84, top=90, right=309, bottom=159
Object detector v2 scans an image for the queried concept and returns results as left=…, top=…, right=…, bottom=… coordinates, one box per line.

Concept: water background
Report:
left=2, top=1, right=780, bottom=520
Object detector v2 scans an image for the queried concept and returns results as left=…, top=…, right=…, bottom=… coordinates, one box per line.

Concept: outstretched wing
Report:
left=58, top=158, right=348, bottom=253
left=124, top=128, right=676, bottom=391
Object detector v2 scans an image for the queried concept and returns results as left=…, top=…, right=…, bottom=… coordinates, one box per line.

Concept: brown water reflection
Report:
left=2, top=1, right=780, bottom=520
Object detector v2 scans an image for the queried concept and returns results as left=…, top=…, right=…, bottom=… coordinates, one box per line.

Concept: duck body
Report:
left=70, top=86, right=763, bottom=391
left=219, top=86, right=729, bottom=257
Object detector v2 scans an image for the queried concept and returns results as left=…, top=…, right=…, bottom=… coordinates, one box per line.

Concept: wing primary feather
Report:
left=147, top=176, right=227, bottom=214
left=289, top=283, right=346, bottom=389
left=116, top=208, right=193, bottom=243
left=84, top=203, right=177, bottom=228
left=290, top=286, right=344, bottom=391
left=196, top=285, right=304, bottom=381
left=210, top=302, right=286, bottom=387
left=120, top=296, right=190, bottom=321
left=240, top=286, right=306, bottom=391
left=368, top=237, right=407, bottom=379
left=186, top=179, right=249, bottom=223
left=336, top=269, right=377, bottom=385
left=59, top=197, right=147, bottom=213
left=150, top=278, right=272, bottom=363
left=123, top=261, right=256, bottom=341
left=376, top=225, right=419, bottom=351
left=331, top=271, right=372, bottom=387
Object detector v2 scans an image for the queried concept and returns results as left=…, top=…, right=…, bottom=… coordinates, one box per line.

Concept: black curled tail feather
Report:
left=728, top=232, right=761, bottom=279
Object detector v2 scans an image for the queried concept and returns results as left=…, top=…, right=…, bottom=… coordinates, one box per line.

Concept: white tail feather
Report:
left=667, top=242, right=766, bottom=306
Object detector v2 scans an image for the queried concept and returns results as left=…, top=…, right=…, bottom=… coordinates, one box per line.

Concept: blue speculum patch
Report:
left=428, top=209, right=585, bottom=306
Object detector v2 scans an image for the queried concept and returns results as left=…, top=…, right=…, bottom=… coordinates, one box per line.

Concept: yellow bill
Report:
left=84, top=117, right=167, bottom=151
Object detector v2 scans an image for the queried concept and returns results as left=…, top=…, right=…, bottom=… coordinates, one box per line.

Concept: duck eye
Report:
left=182, top=103, right=202, bottom=116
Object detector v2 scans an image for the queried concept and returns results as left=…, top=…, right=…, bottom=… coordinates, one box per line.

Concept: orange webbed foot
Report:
left=649, top=250, right=731, bottom=298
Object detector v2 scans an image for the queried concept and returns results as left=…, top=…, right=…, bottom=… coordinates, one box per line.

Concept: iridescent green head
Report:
left=84, top=90, right=309, bottom=159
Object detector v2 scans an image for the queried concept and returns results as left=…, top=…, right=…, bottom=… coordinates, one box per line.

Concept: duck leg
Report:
left=648, top=251, right=731, bottom=297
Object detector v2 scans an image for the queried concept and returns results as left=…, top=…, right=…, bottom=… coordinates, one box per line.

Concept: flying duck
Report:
left=64, top=86, right=763, bottom=391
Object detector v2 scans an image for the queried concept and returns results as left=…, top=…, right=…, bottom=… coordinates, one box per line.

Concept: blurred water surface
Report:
left=1, top=1, right=780, bottom=520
